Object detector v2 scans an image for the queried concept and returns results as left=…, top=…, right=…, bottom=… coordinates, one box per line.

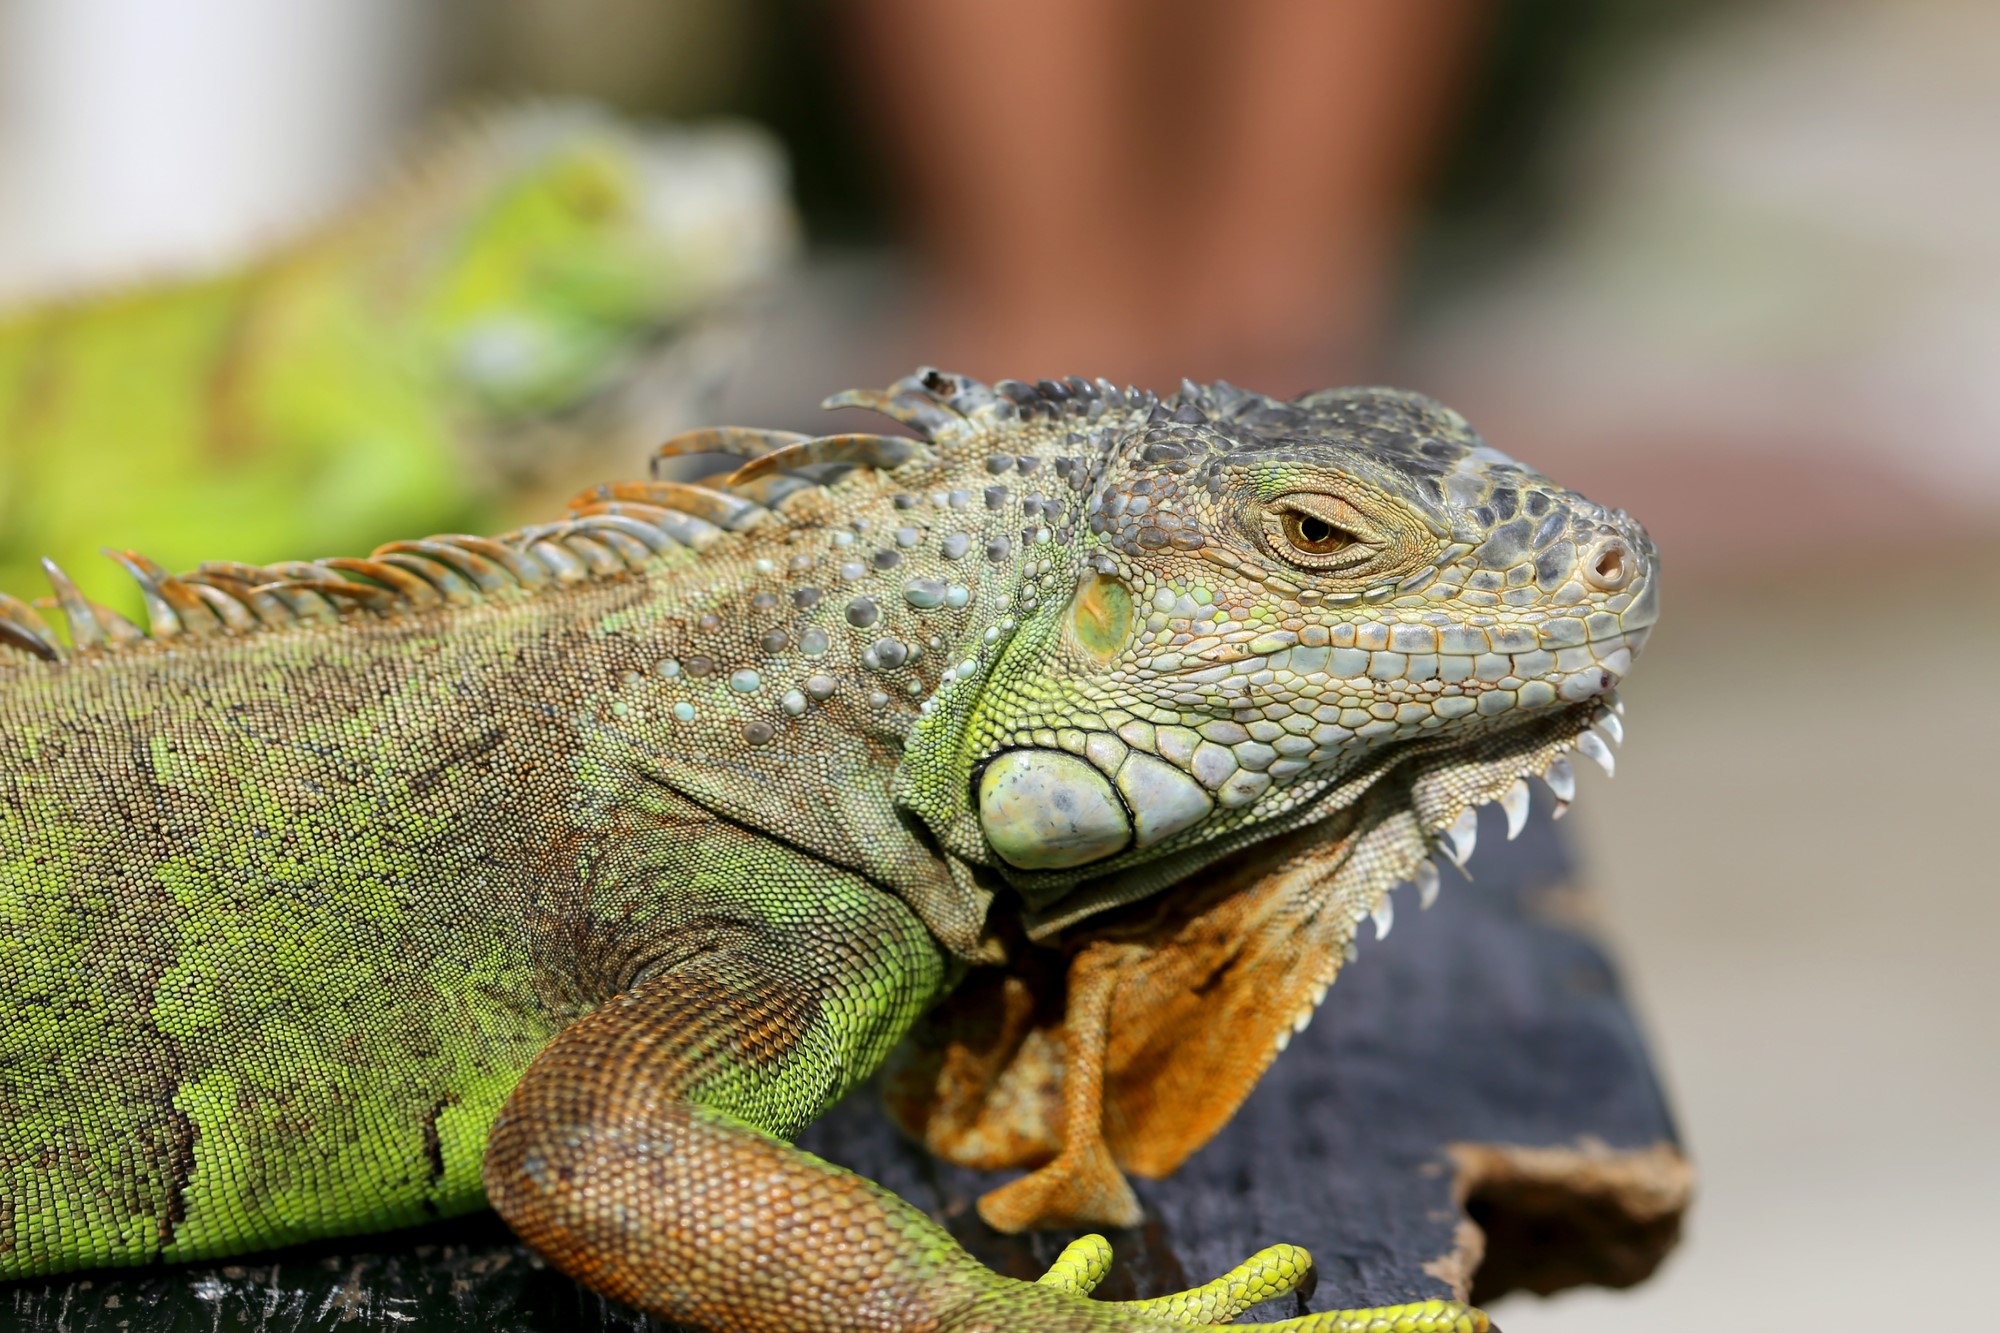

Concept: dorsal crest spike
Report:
left=0, top=594, right=63, bottom=662
left=440, top=534, right=551, bottom=589
left=185, top=564, right=306, bottom=625
left=86, top=601, right=147, bottom=648
left=0, top=618, right=60, bottom=662
left=265, top=575, right=402, bottom=615
left=373, top=540, right=514, bottom=596
left=581, top=521, right=663, bottom=569
left=257, top=578, right=342, bottom=625
left=577, top=513, right=678, bottom=555
left=183, top=581, right=258, bottom=633
left=819, top=387, right=899, bottom=416
left=107, top=548, right=226, bottom=637
left=1208, top=378, right=1251, bottom=410
left=103, top=551, right=185, bottom=639
left=564, top=497, right=722, bottom=549
left=822, top=368, right=1001, bottom=440
left=546, top=529, right=622, bottom=577
left=572, top=479, right=766, bottom=532
left=721, top=472, right=820, bottom=508
left=0, top=471, right=718, bottom=667
left=365, top=554, right=479, bottom=606
left=40, top=559, right=106, bottom=652
left=320, top=558, right=447, bottom=609
left=517, top=531, right=589, bottom=583
left=822, top=368, right=1185, bottom=444
left=723, top=434, right=922, bottom=493
left=651, top=427, right=809, bottom=471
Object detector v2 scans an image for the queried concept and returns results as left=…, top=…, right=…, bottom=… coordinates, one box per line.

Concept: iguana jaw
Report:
left=1226, top=688, right=1634, bottom=1080
left=1002, top=677, right=1635, bottom=941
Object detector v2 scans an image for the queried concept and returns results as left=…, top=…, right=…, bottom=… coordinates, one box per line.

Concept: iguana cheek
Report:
left=978, top=750, right=1131, bottom=869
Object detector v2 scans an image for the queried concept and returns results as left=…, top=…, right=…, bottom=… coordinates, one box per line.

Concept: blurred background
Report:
left=1, top=0, right=1993, bottom=1326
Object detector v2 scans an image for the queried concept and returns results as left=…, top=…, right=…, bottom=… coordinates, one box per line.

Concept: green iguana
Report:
left=0, top=369, right=1657, bottom=1332
left=0, top=103, right=796, bottom=614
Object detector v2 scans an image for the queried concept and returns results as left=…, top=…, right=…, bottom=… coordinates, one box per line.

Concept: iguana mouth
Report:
left=973, top=612, right=1646, bottom=880
left=983, top=685, right=1629, bottom=941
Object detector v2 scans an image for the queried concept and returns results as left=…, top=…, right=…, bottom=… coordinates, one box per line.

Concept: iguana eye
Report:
left=1262, top=494, right=1384, bottom=571
left=1281, top=511, right=1355, bottom=555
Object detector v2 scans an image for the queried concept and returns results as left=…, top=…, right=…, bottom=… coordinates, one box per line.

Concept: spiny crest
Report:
left=0, top=368, right=1102, bottom=665
left=0, top=435, right=903, bottom=669
left=821, top=368, right=1265, bottom=441
left=0, top=367, right=1246, bottom=666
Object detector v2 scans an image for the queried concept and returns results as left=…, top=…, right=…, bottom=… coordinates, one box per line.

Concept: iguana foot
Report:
left=1007, top=1233, right=1493, bottom=1331
left=981, top=1134, right=1143, bottom=1231
left=1036, top=1232, right=1308, bottom=1320
left=1232, top=1303, right=1491, bottom=1332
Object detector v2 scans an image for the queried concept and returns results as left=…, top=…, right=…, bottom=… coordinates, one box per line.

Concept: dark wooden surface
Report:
left=3, top=806, right=1686, bottom=1331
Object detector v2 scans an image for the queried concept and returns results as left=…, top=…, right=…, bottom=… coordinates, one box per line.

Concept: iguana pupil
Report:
left=1290, top=513, right=1344, bottom=550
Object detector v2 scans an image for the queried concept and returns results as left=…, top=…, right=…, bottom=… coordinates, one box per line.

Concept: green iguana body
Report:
left=0, top=370, right=1657, bottom=1332
left=0, top=104, right=795, bottom=613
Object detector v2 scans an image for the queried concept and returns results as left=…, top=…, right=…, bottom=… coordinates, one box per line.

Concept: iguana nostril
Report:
left=1585, top=539, right=1631, bottom=591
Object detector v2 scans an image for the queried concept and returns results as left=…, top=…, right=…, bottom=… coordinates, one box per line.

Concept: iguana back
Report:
left=0, top=403, right=978, bottom=1267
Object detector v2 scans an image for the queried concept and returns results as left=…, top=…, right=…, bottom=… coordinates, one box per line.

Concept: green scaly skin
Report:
left=0, top=104, right=794, bottom=613
left=0, top=369, right=1658, bottom=1331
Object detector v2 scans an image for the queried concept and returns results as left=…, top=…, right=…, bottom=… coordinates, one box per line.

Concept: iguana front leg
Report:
left=977, top=940, right=1144, bottom=1232
left=481, top=868, right=1486, bottom=1331
left=482, top=866, right=972, bottom=1330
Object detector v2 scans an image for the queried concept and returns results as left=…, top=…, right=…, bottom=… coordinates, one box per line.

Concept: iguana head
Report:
left=410, top=105, right=797, bottom=421
left=889, top=373, right=1656, bottom=937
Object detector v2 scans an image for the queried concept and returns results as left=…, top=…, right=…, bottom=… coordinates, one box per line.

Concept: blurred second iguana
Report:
left=0, top=103, right=797, bottom=612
